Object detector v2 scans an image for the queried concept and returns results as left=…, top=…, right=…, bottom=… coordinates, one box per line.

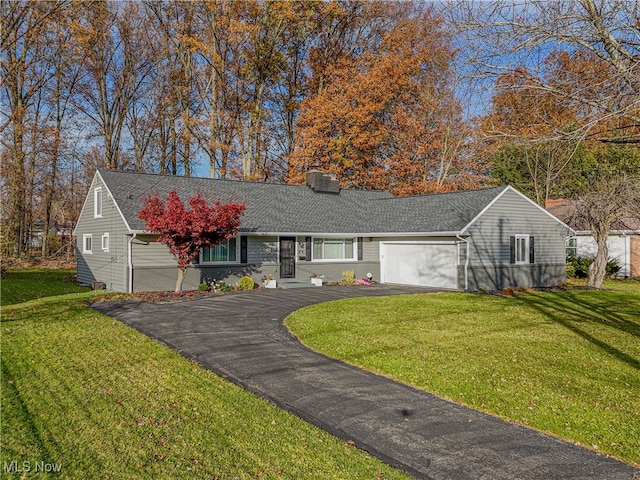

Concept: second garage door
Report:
left=380, top=242, right=459, bottom=289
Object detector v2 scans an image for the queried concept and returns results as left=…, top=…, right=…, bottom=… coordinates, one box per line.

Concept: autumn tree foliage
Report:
left=288, top=7, right=478, bottom=195
left=147, top=0, right=337, bottom=181
left=3, top=1, right=492, bottom=261
left=453, top=0, right=640, bottom=145
left=479, top=39, right=640, bottom=288
left=72, top=1, right=155, bottom=171
left=14, top=0, right=640, bottom=264
left=478, top=38, right=640, bottom=202
left=138, top=191, right=245, bottom=293
left=1, top=0, right=90, bottom=258
left=479, top=66, right=584, bottom=205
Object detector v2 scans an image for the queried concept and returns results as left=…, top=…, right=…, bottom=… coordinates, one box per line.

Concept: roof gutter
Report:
left=456, top=233, right=469, bottom=291
left=235, top=231, right=465, bottom=237
left=573, top=229, right=639, bottom=235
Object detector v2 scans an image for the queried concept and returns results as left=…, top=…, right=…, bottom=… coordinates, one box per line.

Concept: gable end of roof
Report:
left=461, top=185, right=574, bottom=234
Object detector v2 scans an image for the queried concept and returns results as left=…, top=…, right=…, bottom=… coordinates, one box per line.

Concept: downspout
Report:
left=456, top=233, right=469, bottom=291
left=128, top=233, right=136, bottom=293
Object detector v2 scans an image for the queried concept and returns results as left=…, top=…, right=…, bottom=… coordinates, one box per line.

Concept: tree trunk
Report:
left=9, top=118, right=26, bottom=257
left=587, top=236, right=608, bottom=288
left=42, top=72, right=64, bottom=257
left=42, top=134, right=59, bottom=257
left=175, top=267, right=187, bottom=294
left=170, top=115, right=177, bottom=175
left=183, top=128, right=191, bottom=177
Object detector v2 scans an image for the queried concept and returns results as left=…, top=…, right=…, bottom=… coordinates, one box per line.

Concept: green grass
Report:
left=286, top=280, right=640, bottom=466
left=1, top=292, right=410, bottom=479
left=1, top=268, right=90, bottom=306
left=572, top=277, right=640, bottom=293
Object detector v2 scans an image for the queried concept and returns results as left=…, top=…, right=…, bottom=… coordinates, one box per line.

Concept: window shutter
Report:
left=357, top=237, right=363, bottom=261
left=240, top=236, right=248, bottom=264
left=529, top=236, right=535, bottom=264
left=509, top=236, right=516, bottom=264
left=305, top=236, right=312, bottom=260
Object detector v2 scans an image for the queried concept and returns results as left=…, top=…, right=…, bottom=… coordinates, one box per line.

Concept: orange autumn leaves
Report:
left=288, top=9, right=477, bottom=196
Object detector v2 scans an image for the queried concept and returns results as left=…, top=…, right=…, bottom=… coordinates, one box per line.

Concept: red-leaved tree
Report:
left=138, top=190, right=246, bottom=293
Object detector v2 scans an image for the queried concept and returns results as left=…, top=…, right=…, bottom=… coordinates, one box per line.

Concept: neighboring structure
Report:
left=27, top=220, right=69, bottom=248
left=546, top=199, right=640, bottom=278
left=73, top=169, right=572, bottom=292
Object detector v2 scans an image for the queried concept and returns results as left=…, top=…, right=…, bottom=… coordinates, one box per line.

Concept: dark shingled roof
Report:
left=98, top=169, right=508, bottom=235
left=367, top=187, right=509, bottom=233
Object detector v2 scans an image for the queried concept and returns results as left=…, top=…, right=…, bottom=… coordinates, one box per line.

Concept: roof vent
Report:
left=306, top=171, right=340, bottom=194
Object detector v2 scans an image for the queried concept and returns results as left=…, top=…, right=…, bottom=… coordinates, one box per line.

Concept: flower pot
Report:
left=310, top=277, right=323, bottom=287
left=264, top=279, right=277, bottom=289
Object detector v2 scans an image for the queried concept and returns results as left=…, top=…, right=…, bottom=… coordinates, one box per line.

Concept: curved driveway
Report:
left=93, top=285, right=638, bottom=480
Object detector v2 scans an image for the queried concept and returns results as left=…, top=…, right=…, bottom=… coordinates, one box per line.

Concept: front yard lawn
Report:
left=286, top=281, right=640, bottom=466
left=1, top=268, right=90, bottom=306
left=1, top=292, right=409, bottom=479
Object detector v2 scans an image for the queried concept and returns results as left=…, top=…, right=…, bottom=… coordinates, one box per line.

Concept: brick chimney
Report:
left=306, top=171, right=340, bottom=194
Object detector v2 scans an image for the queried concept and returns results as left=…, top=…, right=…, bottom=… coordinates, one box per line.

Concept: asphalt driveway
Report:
left=92, top=285, right=639, bottom=480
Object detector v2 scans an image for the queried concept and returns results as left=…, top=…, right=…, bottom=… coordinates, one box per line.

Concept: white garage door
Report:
left=381, top=242, right=458, bottom=289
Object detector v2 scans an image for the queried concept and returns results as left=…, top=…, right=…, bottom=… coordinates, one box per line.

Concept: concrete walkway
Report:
left=92, top=286, right=639, bottom=480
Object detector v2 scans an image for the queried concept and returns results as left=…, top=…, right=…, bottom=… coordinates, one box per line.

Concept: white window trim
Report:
left=311, top=237, right=357, bottom=262
left=199, top=238, right=240, bottom=264
left=94, top=187, right=103, bottom=218
left=83, top=234, right=93, bottom=254
left=102, top=232, right=110, bottom=252
left=515, top=234, right=530, bottom=264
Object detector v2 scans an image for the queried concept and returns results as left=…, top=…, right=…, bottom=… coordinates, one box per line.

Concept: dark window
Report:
left=566, top=237, right=577, bottom=259
left=83, top=234, right=92, bottom=254
left=201, top=238, right=237, bottom=263
left=312, top=238, right=355, bottom=260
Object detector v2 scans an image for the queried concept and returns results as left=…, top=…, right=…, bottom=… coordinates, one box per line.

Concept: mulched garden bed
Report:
left=92, top=281, right=378, bottom=304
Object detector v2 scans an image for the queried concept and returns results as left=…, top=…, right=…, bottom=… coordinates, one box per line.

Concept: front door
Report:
left=279, top=237, right=296, bottom=278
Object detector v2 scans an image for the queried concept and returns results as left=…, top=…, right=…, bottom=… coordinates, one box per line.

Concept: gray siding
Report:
left=75, top=174, right=129, bottom=291
left=363, top=238, right=379, bottom=262
left=130, top=235, right=279, bottom=291
left=131, top=235, right=278, bottom=268
left=130, top=236, right=295, bottom=291
left=131, top=235, right=175, bottom=267
left=292, top=261, right=380, bottom=284
left=464, top=189, right=569, bottom=290
left=290, top=236, right=379, bottom=283
left=248, top=236, right=278, bottom=263
left=133, top=265, right=263, bottom=292
left=466, top=264, right=566, bottom=292
left=131, top=259, right=381, bottom=293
